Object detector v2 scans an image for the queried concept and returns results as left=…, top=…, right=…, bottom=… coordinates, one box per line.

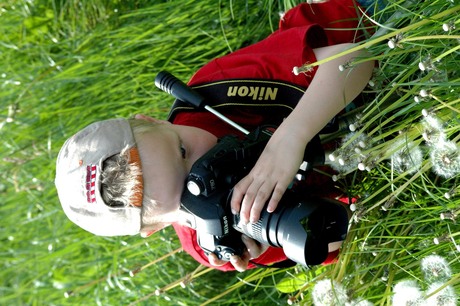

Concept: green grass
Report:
left=1, top=0, right=459, bottom=305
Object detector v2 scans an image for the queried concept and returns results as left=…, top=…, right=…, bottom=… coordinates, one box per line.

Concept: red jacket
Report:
left=171, top=0, right=364, bottom=271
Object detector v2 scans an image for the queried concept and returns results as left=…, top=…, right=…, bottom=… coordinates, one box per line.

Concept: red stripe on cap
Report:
left=86, top=165, right=97, bottom=203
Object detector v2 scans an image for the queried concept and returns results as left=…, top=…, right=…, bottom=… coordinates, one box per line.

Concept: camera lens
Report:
left=232, top=192, right=349, bottom=266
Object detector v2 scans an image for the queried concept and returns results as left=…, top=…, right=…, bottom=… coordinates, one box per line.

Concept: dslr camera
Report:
left=178, top=127, right=350, bottom=267
left=155, top=71, right=350, bottom=267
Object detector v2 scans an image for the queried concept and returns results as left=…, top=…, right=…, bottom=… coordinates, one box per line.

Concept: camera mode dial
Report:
left=215, top=246, right=235, bottom=260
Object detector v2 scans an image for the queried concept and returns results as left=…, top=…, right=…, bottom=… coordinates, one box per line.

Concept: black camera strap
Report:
left=249, top=259, right=297, bottom=269
left=167, top=79, right=306, bottom=122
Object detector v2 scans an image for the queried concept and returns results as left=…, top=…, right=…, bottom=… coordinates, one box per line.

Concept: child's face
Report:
left=136, top=122, right=217, bottom=221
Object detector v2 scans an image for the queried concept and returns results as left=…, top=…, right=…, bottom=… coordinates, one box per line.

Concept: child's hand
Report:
left=208, top=235, right=269, bottom=272
left=230, top=120, right=308, bottom=224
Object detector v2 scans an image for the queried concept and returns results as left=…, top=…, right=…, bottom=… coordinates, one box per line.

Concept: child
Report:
left=55, top=0, right=375, bottom=272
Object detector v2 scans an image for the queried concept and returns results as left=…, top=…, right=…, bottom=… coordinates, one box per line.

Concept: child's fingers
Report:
left=231, top=176, right=253, bottom=219
left=207, top=253, right=227, bottom=267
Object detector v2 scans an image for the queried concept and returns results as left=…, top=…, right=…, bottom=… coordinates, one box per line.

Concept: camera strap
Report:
left=167, top=79, right=306, bottom=122
left=249, top=259, right=297, bottom=269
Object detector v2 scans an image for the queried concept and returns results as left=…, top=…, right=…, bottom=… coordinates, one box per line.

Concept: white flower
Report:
left=421, top=255, right=452, bottom=283
left=425, top=282, right=457, bottom=306
left=430, top=140, right=460, bottom=179
left=390, top=139, right=423, bottom=174
left=392, top=280, right=424, bottom=306
left=312, top=279, right=348, bottom=306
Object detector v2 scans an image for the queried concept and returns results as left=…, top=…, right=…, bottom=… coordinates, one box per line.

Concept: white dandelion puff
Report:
left=390, top=139, right=423, bottom=174
left=430, top=140, right=460, bottom=178
left=392, top=280, right=424, bottom=306
left=425, top=282, right=457, bottom=306
left=312, top=279, right=348, bottom=306
left=421, top=112, right=444, bottom=133
left=421, top=255, right=452, bottom=283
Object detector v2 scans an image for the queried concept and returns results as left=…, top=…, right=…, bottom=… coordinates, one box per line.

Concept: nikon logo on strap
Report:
left=227, top=85, right=278, bottom=101
left=167, top=79, right=306, bottom=122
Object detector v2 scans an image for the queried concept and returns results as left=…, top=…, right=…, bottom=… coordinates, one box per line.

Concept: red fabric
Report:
left=171, top=0, right=363, bottom=271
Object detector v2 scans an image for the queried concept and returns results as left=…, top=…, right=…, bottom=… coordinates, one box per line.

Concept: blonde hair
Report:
left=101, top=119, right=164, bottom=232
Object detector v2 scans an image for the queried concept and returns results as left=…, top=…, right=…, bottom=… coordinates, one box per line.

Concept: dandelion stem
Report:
left=303, top=6, right=460, bottom=69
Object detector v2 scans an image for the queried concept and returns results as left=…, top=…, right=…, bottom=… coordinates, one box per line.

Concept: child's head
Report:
left=55, top=118, right=193, bottom=237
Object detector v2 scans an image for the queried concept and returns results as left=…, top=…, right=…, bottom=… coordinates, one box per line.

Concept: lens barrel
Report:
left=232, top=193, right=349, bottom=266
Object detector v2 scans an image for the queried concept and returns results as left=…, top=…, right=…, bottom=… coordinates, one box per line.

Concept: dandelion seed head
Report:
left=430, top=140, right=460, bottom=178
left=421, top=255, right=452, bottom=283
left=421, top=113, right=444, bottom=132
left=425, top=282, right=457, bottom=306
left=392, top=280, right=424, bottom=306
left=390, top=139, right=423, bottom=174
left=312, top=279, right=348, bottom=306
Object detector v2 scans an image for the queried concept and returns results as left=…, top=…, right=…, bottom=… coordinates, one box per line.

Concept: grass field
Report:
left=1, top=0, right=459, bottom=305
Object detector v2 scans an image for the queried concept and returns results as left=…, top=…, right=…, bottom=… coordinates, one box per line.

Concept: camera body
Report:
left=178, top=126, right=350, bottom=267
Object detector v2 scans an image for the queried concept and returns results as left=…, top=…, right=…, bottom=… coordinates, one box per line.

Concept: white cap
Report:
left=55, top=118, right=143, bottom=236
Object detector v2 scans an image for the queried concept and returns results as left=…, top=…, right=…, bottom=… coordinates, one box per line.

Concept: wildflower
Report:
left=390, top=139, right=423, bottom=174
left=430, top=140, right=460, bottom=179
left=425, top=282, right=457, bottom=306
left=420, top=255, right=452, bottom=283
left=312, top=279, right=348, bottom=306
left=392, top=280, right=424, bottom=306
left=421, top=110, right=444, bottom=133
